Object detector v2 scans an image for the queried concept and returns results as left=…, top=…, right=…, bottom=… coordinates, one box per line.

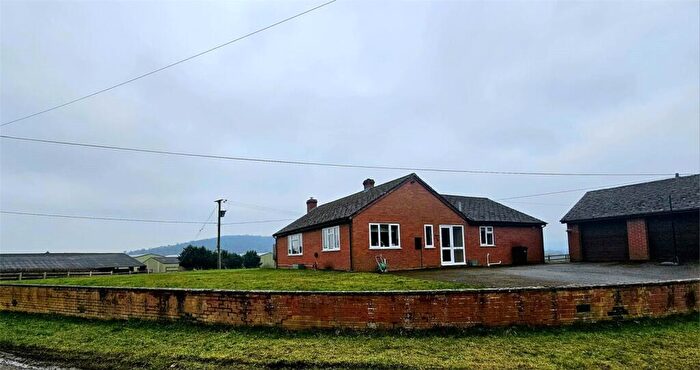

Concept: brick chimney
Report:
left=363, top=178, right=375, bottom=190
left=306, top=197, right=318, bottom=213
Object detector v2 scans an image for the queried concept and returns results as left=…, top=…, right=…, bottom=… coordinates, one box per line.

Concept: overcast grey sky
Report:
left=1, top=0, right=698, bottom=254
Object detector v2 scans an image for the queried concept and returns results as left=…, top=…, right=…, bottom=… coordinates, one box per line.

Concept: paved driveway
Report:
left=393, top=262, right=700, bottom=288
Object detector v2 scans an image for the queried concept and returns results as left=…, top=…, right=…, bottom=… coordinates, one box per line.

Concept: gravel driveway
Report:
left=393, top=262, right=700, bottom=288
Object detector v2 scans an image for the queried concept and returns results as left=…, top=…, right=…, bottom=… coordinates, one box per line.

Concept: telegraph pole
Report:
left=215, top=199, right=227, bottom=269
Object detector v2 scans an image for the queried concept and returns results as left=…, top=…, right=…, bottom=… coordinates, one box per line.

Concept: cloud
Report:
left=1, top=0, right=698, bottom=253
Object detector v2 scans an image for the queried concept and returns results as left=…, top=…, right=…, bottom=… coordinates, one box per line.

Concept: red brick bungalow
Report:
left=273, top=173, right=546, bottom=272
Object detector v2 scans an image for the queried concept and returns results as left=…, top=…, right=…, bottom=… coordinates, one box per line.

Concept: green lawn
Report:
left=0, top=312, right=698, bottom=369
left=10, top=269, right=473, bottom=291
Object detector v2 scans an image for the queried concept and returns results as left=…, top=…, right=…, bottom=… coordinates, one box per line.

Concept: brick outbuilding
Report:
left=273, top=174, right=545, bottom=272
left=561, top=174, right=699, bottom=263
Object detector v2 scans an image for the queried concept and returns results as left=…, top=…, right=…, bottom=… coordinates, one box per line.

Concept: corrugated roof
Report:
left=0, top=253, right=144, bottom=272
left=152, top=256, right=180, bottom=264
left=561, top=174, right=700, bottom=223
left=441, top=195, right=546, bottom=225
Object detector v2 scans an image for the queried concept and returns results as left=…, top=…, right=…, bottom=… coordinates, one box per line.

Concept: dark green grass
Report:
left=9, top=269, right=475, bottom=291
left=1, top=312, right=698, bottom=369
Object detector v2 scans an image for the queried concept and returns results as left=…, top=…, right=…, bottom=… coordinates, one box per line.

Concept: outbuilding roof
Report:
left=152, top=256, right=180, bottom=265
left=441, top=195, right=546, bottom=225
left=560, top=174, right=700, bottom=223
left=0, top=253, right=144, bottom=273
left=274, top=173, right=545, bottom=236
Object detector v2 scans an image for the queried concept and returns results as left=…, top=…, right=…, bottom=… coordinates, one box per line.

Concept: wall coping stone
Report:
left=2, top=278, right=698, bottom=296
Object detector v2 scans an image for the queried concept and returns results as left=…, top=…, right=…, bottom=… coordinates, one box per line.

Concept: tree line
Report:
left=178, top=245, right=261, bottom=270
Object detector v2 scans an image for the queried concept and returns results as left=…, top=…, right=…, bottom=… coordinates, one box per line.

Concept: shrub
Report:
left=242, top=250, right=261, bottom=268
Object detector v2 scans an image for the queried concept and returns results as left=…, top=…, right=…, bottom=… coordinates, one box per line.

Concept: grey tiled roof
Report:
left=274, top=174, right=415, bottom=236
left=0, top=253, right=144, bottom=272
left=561, top=174, right=700, bottom=223
left=275, top=173, right=546, bottom=236
left=441, top=195, right=546, bottom=225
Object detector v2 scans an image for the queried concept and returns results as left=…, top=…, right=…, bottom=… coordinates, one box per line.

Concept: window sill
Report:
left=479, top=245, right=496, bottom=248
left=369, top=246, right=401, bottom=250
left=424, top=246, right=435, bottom=249
left=322, top=249, right=341, bottom=253
left=287, top=253, right=304, bottom=256
left=441, top=262, right=467, bottom=266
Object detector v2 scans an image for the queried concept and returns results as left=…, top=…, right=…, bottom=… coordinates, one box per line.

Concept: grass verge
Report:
left=1, top=311, right=698, bottom=369
left=9, top=269, right=474, bottom=291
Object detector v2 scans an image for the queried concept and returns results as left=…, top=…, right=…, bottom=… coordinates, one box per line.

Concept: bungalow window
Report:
left=322, top=226, right=340, bottom=251
left=479, top=226, right=494, bottom=246
left=369, top=223, right=400, bottom=248
left=288, top=233, right=303, bottom=255
left=424, top=224, right=434, bottom=248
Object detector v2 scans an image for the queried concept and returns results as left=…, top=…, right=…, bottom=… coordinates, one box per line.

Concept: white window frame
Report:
left=424, top=224, right=434, bottom=248
left=322, top=226, right=341, bottom=252
left=287, top=233, right=303, bottom=256
left=479, top=226, right=495, bottom=247
left=439, top=224, right=466, bottom=266
left=368, top=223, right=401, bottom=249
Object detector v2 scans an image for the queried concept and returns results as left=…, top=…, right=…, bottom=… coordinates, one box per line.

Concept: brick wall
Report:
left=1, top=280, right=697, bottom=330
left=627, top=218, right=650, bottom=261
left=275, top=224, right=352, bottom=270
left=465, top=225, right=544, bottom=266
left=350, top=180, right=466, bottom=272
left=567, top=224, right=582, bottom=262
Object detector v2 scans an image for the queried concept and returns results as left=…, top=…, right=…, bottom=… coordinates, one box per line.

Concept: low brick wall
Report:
left=1, top=280, right=698, bottom=330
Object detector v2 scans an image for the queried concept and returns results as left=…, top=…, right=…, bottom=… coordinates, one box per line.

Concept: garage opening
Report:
left=647, top=212, right=700, bottom=263
left=580, top=220, right=628, bottom=262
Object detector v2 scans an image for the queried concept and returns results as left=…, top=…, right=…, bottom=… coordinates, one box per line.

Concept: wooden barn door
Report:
left=648, top=212, right=700, bottom=263
left=580, top=220, right=628, bottom=262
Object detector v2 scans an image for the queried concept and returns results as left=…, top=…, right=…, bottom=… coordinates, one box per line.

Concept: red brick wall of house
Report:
left=2, top=280, right=697, bottom=330
left=351, top=180, right=466, bottom=272
left=277, top=179, right=546, bottom=272
left=275, top=224, right=352, bottom=271
left=465, top=225, right=544, bottom=266
left=627, top=218, right=650, bottom=261
left=567, top=224, right=582, bottom=262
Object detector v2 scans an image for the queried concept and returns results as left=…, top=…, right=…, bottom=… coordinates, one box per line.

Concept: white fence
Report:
left=0, top=270, right=148, bottom=281
left=544, top=254, right=570, bottom=263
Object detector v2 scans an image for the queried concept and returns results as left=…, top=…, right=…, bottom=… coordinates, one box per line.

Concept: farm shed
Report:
left=259, top=252, right=275, bottom=268
left=134, top=254, right=181, bottom=273
left=0, top=253, right=145, bottom=273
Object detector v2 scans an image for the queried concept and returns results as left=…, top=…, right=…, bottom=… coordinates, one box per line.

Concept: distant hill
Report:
left=127, top=235, right=274, bottom=257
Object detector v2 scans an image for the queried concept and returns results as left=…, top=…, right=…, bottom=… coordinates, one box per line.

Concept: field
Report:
left=0, top=312, right=698, bottom=369
left=11, top=268, right=474, bottom=291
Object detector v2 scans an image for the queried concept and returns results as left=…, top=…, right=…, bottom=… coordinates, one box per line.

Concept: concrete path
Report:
left=393, top=262, right=700, bottom=288
left=0, top=352, right=78, bottom=370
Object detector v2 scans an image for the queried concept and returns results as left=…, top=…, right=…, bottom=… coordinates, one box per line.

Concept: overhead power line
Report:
left=193, top=207, right=217, bottom=240
left=0, top=210, right=292, bottom=225
left=501, top=201, right=572, bottom=207
left=0, top=134, right=687, bottom=178
left=227, top=200, right=298, bottom=215
left=0, top=0, right=337, bottom=127
left=497, top=178, right=669, bottom=200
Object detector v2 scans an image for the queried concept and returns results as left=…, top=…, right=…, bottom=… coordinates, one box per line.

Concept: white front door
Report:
left=440, top=225, right=466, bottom=266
